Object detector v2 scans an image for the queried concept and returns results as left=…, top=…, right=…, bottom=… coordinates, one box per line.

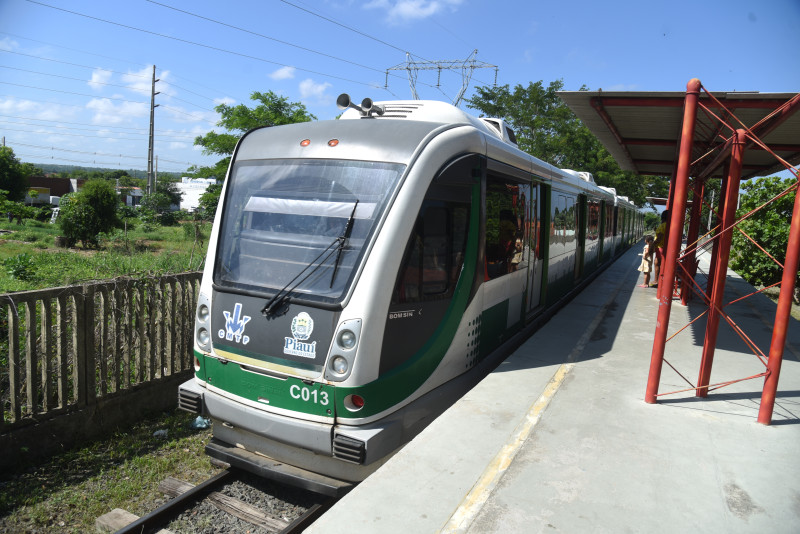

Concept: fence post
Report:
left=7, top=299, right=21, bottom=423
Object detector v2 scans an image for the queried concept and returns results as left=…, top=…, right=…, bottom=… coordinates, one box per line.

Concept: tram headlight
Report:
left=331, top=355, right=349, bottom=375
left=325, top=319, right=361, bottom=382
left=197, top=327, right=210, bottom=349
left=337, top=329, right=357, bottom=350
left=197, top=304, right=209, bottom=322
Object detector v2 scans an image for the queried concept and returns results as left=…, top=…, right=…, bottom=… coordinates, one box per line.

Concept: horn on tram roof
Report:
left=361, top=98, right=385, bottom=117
left=337, top=93, right=364, bottom=115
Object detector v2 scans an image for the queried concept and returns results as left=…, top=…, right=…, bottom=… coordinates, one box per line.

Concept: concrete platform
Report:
left=308, top=243, right=800, bottom=533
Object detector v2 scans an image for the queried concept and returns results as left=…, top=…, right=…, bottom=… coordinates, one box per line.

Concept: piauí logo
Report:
left=290, top=312, right=314, bottom=340
left=284, top=312, right=316, bottom=359
left=219, top=302, right=251, bottom=345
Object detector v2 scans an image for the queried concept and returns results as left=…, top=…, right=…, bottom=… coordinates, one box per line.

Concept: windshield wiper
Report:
left=330, top=200, right=359, bottom=288
left=261, top=236, right=342, bottom=318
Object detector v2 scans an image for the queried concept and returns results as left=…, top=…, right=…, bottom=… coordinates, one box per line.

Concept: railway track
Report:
left=111, top=467, right=336, bottom=534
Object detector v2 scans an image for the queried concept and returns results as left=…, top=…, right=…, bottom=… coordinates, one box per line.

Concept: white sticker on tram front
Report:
left=219, top=302, right=251, bottom=345
left=289, top=384, right=329, bottom=405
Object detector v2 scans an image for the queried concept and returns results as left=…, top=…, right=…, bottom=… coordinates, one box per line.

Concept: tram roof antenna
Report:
left=385, top=49, right=498, bottom=107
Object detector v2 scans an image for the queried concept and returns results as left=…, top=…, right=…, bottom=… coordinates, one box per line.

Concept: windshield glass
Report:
left=214, top=158, right=405, bottom=303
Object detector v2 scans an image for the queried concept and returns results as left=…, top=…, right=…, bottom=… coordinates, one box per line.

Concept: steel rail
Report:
left=114, top=469, right=235, bottom=534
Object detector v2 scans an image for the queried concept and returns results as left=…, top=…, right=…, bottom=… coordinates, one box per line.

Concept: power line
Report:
left=0, top=63, right=216, bottom=112
left=24, top=0, right=384, bottom=88
left=0, top=49, right=150, bottom=78
left=0, top=83, right=218, bottom=126
left=276, top=0, right=410, bottom=56
left=0, top=120, right=198, bottom=140
left=145, top=0, right=397, bottom=78
left=0, top=114, right=203, bottom=138
left=15, top=152, right=188, bottom=172
left=275, top=0, right=495, bottom=92
left=1, top=125, right=147, bottom=142
left=0, top=32, right=250, bottom=103
left=10, top=140, right=198, bottom=165
left=0, top=80, right=149, bottom=105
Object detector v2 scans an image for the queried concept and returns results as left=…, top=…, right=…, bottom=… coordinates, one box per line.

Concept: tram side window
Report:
left=564, top=196, right=576, bottom=248
left=587, top=199, right=600, bottom=241
left=604, top=204, right=614, bottom=238
left=392, top=201, right=469, bottom=303
left=551, top=194, right=576, bottom=250
left=485, top=180, right=524, bottom=280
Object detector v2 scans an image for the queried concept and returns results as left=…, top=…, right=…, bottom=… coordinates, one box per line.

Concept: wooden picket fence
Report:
left=0, top=272, right=202, bottom=430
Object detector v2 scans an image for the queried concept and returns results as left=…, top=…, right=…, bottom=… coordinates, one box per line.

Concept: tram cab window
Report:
left=392, top=200, right=469, bottom=303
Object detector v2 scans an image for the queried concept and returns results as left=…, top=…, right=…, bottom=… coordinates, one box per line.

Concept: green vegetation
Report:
left=58, top=180, right=123, bottom=248
left=0, top=410, right=223, bottom=533
left=190, top=90, right=315, bottom=218
left=730, top=175, right=796, bottom=288
left=0, top=217, right=211, bottom=293
left=466, top=80, right=670, bottom=208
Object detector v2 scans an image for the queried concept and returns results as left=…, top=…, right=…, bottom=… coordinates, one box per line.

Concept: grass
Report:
left=0, top=218, right=211, bottom=293
left=0, top=410, right=223, bottom=533
left=0, top=218, right=218, bottom=531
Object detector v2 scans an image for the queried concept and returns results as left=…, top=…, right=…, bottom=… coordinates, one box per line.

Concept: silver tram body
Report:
left=178, top=96, right=642, bottom=494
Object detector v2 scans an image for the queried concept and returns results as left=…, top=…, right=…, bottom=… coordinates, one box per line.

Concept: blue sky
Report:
left=1, top=0, right=798, bottom=176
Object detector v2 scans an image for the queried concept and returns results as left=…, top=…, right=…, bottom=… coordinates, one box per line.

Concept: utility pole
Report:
left=146, top=65, right=160, bottom=195
left=385, top=50, right=497, bottom=107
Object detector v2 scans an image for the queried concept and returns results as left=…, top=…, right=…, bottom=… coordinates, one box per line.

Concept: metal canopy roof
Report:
left=557, top=90, right=800, bottom=180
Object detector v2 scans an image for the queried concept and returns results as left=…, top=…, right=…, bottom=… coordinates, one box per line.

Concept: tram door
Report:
left=526, top=183, right=543, bottom=313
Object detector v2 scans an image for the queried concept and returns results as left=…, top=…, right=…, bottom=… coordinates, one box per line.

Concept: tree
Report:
left=466, top=80, right=669, bottom=206
left=0, top=146, right=30, bottom=201
left=730, top=175, right=797, bottom=288
left=155, top=179, right=183, bottom=208
left=58, top=179, right=123, bottom=247
left=193, top=91, right=316, bottom=179
left=197, top=183, right=222, bottom=220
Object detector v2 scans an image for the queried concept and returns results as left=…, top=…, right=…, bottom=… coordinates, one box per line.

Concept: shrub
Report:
left=58, top=181, right=123, bottom=247
left=4, top=253, right=36, bottom=281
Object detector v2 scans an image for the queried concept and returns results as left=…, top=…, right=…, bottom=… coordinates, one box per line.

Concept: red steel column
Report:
left=646, top=79, right=701, bottom=404
left=696, top=129, right=746, bottom=397
left=681, top=177, right=705, bottom=305
left=758, top=175, right=800, bottom=424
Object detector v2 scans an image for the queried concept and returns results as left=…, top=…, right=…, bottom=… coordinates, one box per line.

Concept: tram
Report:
left=178, top=94, right=642, bottom=493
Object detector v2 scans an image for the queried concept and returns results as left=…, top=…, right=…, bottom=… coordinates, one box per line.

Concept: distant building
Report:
left=176, top=177, right=218, bottom=212
left=118, top=186, right=144, bottom=207
left=25, top=176, right=85, bottom=205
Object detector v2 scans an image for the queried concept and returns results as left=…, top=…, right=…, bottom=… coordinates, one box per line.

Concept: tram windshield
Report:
left=214, top=158, right=405, bottom=304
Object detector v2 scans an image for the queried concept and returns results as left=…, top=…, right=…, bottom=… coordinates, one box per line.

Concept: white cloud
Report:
left=299, top=79, right=333, bottom=104
left=213, top=96, right=236, bottom=106
left=161, top=104, right=217, bottom=125
left=0, top=97, right=76, bottom=122
left=88, top=68, right=113, bottom=91
left=270, top=66, right=296, bottom=80
left=122, top=66, right=158, bottom=96
left=365, top=0, right=463, bottom=22
left=0, top=36, right=18, bottom=51
left=86, top=98, right=148, bottom=125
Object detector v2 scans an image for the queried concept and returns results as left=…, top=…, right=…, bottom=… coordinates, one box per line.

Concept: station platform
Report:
left=307, top=243, right=800, bottom=533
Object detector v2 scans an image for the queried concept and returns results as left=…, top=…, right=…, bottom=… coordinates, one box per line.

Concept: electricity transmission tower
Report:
left=385, top=50, right=497, bottom=106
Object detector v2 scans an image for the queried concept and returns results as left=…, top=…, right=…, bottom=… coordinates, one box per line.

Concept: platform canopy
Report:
left=557, top=90, right=800, bottom=180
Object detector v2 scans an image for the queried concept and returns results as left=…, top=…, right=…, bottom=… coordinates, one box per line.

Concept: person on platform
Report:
left=637, top=235, right=654, bottom=288
left=653, top=210, right=669, bottom=284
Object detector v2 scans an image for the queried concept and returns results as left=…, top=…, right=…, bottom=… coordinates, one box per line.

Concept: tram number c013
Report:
left=289, top=384, right=330, bottom=406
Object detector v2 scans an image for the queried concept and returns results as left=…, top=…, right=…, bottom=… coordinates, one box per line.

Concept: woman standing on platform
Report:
left=653, top=210, right=669, bottom=285
left=638, top=235, right=654, bottom=287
